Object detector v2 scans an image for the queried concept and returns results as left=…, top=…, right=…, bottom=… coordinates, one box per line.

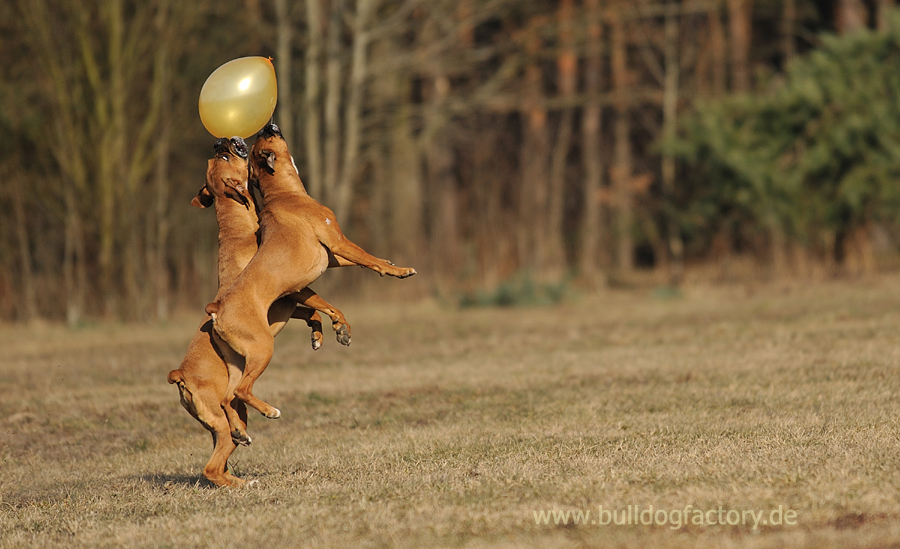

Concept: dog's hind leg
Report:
left=289, top=288, right=351, bottom=346
left=291, top=306, right=326, bottom=350
left=203, top=400, right=247, bottom=487
left=322, top=236, right=416, bottom=279
left=209, top=304, right=282, bottom=421
left=232, top=338, right=278, bottom=419
left=174, top=366, right=248, bottom=487
left=210, top=331, right=256, bottom=446
left=308, top=215, right=414, bottom=278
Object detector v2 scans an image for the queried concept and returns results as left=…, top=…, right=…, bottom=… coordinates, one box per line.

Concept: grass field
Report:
left=2, top=277, right=900, bottom=548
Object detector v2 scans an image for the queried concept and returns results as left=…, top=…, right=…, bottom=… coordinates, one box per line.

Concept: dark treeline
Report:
left=0, top=0, right=896, bottom=323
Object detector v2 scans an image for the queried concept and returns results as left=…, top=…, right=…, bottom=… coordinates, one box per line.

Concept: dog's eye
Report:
left=219, top=155, right=229, bottom=161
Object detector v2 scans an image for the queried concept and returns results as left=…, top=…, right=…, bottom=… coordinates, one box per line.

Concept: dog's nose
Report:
left=230, top=137, right=249, bottom=158
left=257, top=123, right=282, bottom=139
left=213, top=138, right=230, bottom=154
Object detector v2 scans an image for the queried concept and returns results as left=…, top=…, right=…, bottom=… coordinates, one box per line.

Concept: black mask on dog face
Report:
left=213, top=138, right=230, bottom=155
left=230, top=137, right=249, bottom=158
left=257, top=123, right=283, bottom=140
left=213, top=137, right=249, bottom=159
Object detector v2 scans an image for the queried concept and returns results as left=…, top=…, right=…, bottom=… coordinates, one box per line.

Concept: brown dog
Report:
left=167, top=137, right=351, bottom=487
left=206, top=123, right=415, bottom=442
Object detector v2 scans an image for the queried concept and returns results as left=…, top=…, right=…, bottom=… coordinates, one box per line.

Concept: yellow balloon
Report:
left=199, top=57, right=277, bottom=138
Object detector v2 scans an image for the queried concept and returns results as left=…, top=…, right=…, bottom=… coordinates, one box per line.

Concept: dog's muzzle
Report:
left=230, top=137, right=249, bottom=158
left=213, top=138, right=230, bottom=155
left=213, top=137, right=249, bottom=159
left=257, top=123, right=283, bottom=140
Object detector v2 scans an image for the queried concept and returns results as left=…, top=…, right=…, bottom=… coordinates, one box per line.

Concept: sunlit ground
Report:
left=2, top=277, right=900, bottom=548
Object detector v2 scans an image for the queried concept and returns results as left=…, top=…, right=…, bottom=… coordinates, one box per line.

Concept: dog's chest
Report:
left=258, top=209, right=330, bottom=279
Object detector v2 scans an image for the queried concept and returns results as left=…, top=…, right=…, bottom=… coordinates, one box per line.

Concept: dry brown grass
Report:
left=3, top=277, right=900, bottom=548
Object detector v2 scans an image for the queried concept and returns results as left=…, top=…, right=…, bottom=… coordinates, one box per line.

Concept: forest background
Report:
left=1, top=0, right=898, bottom=323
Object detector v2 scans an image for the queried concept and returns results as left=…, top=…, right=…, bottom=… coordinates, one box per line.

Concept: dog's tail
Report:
left=167, top=369, right=184, bottom=385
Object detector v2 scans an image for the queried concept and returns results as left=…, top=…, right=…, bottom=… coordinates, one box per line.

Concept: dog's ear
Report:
left=266, top=151, right=277, bottom=172
left=191, top=185, right=214, bottom=208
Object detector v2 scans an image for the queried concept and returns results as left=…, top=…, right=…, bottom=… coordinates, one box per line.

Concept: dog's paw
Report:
left=336, top=324, right=351, bottom=346
left=264, top=408, right=281, bottom=420
left=231, top=430, right=252, bottom=446
left=396, top=268, right=417, bottom=279
left=311, top=331, right=323, bottom=351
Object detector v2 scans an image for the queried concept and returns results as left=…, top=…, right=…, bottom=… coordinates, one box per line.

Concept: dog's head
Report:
left=193, top=137, right=252, bottom=209
left=249, top=123, right=291, bottom=180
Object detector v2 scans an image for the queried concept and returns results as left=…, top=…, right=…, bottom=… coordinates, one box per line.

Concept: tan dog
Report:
left=206, top=123, right=415, bottom=442
left=167, top=137, right=351, bottom=487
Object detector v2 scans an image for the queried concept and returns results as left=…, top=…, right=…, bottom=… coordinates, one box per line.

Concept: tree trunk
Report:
left=728, top=0, right=753, bottom=92
left=389, top=102, right=423, bottom=273
left=472, top=122, right=509, bottom=291
left=426, top=128, right=458, bottom=290
left=275, top=0, right=295, bottom=147
left=304, top=0, right=324, bottom=198
left=547, top=110, right=572, bottom=281
left=323, top=0, right=344, bottom=207
left=709, top=4, right=727, bottom=96
left=63, top=186, right=88, bottom=326
left=662, top=2, right=684, bottom=286
left=782, top=0, right=796, bottom=63
left=579, top=0, right=604, bottom=282
left=518, top=18, right=550, bottom=275
left=769, top=222, right=788, bottom=278
left=836, top=0, right=868, bottom=34
left=334, top=0, right=374, bottom=224
left=23, top=0, right=90, bottom=322
left=423, top=19, right=459, bottom=291
left=11, top=175, right=38, bottom=322
left=611, top=10, right=633, bottom=273
left=544, top=0, right=576, bottom=282
left=113, top=0, right=146, bottom=319
left=878, top=0, right=896, bottom=32
left=367, top=38, right=392, bottom=259
left=152, top=0, right=172, bottom=321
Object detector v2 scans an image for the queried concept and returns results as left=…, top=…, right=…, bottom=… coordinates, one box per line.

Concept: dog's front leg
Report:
left=289, top=288, right=351, bottom=346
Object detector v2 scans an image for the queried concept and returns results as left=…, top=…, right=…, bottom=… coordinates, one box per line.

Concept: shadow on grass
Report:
left=137, top=472, right=215, bottom=489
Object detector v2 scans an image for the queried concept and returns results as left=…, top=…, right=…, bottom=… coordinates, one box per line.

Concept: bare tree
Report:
left=333, top=0, right=376, bottom=224
left=19, top=0, right=91, bottom=323
left=782, top=0, right=796, bottom=62
left=836, top=0, right=868, bottom=34
left=709, top=2, right=727, bottom=96
left=662, top=0, right=684, bottom=285
left=728, top=0, right=753, bottom=92
left=304, top=0, right=325, bottom=198
left=323, top=0, right=345, bottom=207
left=517, top=16, right=552, bottom=276
left=579, top=0, right=605, bottom=283
left=150, top=0, right=172, bottom=320
left=877, top=0, right=896, bottom=32
left=275, top=0, right=295, bottom=147
left=611, top=7, right=634, bottom=273
left=423, top=12, right=460, bottom=290
left=10, top=170, right=38, bottom=322
left=546, top=0, right=576, bottom=281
